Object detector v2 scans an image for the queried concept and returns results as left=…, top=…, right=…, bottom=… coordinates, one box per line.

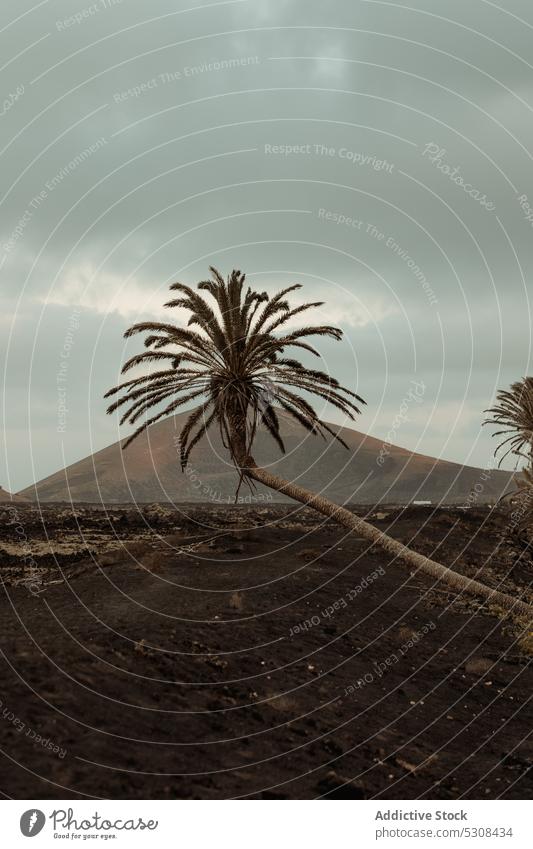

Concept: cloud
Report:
left=286, top=287, right=397, bottom=329
left=41, top=263, right=174, bottom=321
left=2, top=0, right=532, bottom=490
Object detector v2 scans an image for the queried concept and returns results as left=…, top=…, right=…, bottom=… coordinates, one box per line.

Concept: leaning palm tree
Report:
left=484, top=378, right=533, bottom=547
left=105, top=268, right=531, bottom=618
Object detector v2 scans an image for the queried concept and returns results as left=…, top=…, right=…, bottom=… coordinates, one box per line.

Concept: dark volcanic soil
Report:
left=0, top=502, right=532, bottom=800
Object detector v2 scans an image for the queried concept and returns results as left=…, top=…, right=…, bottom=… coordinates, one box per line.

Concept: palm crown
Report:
left=484, top=377, right=533, bottom=466
left=105, top=267, right=365, bottom=469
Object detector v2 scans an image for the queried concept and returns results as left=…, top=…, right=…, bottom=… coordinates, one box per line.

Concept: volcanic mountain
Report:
left=18, top=409, right=514, bottom=505
left=0, top=486, right=29, bottom=504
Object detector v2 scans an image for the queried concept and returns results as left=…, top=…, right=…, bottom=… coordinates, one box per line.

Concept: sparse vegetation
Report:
left=484, top=377, right=533, bottom=552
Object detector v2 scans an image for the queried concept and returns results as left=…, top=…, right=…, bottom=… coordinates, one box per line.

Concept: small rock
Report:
left=465, top=658, right=493, bottom=676
left=228, top=592, right=243, bottom=610
left=297, top=548, right=321, bottom=561
left=398, top=625, right=416, bottom=642
left=317, top=770, right=365, bottom=799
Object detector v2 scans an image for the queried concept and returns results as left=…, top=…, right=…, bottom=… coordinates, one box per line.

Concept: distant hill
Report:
left=19, top=409, right=514, bottom=505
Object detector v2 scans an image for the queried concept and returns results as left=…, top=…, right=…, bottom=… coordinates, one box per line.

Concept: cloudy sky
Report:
left=1, top=0, right=533, bottom=492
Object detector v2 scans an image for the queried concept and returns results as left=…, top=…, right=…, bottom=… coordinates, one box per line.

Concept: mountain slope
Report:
left=19, top=410, right=513, bottom=504
left=0, top=486, right=30, bottom=503
left=20, top=413, right=511, bottom=504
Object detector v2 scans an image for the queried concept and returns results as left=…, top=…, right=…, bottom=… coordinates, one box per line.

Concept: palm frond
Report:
left=483, top=378, right=533, bottom=467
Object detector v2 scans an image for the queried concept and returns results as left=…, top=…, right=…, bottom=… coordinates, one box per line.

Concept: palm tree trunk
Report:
left=243, top=461, right=532, bottom=620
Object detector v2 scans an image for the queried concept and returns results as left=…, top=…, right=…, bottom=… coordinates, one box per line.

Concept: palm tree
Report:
left=484, top=378, right=533, bottom=468
left=105, top=268, right=531, bottom=619
left=484, top=377, right=533, bottom=546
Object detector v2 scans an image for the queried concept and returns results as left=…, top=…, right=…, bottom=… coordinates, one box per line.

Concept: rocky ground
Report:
left=0, top=502, right=531, bottom=799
